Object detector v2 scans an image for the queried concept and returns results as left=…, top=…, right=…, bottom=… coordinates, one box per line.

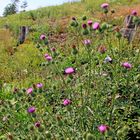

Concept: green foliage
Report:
left=28, top=11, right=37, bottom=21
left=3, top=0, right=20, bottom=17
left=20, top=0, right=28, bottom=11
left=3, top=3, right=17, bottom=17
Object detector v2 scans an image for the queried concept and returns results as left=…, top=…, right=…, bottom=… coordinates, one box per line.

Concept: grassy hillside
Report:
left=0, top=0, right=140, bottom=35
left=0, top=0, right=140, bottom=139
left=0, top=0, right=140, bottom=84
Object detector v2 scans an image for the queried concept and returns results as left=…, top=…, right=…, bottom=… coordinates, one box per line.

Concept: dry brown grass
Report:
left=114, top=4, right=140, bottom=17
left=0, top=29, right=16, bottom=55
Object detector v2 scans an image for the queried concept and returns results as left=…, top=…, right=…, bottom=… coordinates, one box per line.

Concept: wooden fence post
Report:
left=18, top=26, right=29, bottom=44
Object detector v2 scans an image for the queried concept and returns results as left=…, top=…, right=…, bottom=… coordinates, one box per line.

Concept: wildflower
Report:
left=93, top=22, right=100, bottom=30
left=51, top=47, right=56, bottom=52
left=104, top=56, right=112, bottom=63
left=84, top=39, right=91, bottom=46
left=35, top=122, right=41, bottom=127
left=44, top=53, right=49, bottom=57
left=101, top=3, right=109, bottom=9
left=72, top=17, right=76, bottom=20
left=46, top=56, right=52, bottom=61
left=131, top=10, right=137, bottom=16
left=122, top=62, right=132, bottom=69
left=82, top=23, right=87, bottom=29
left=13, top=87, right=18, bottom=93
left=87, top=20, right=93, bottom=26
left=64, top=67, right=75, bottom=74
left=36, top=83, right=43, bottom=88
left=27, top=107, right=36, bottom=113
left=98, top=45, right=107, bottom=54
left=98, top=124, right=109, bottom=133
left=40, top=34, right=46, bottom=40
left=27, top=87, right=33, bottom=94
left=63, top=99, right=71, bottom=106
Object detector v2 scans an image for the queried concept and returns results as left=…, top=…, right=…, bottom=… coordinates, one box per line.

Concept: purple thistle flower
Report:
left=93, top=22, right=100, bottom=30
left=27, top=88, right=33, bottom=94
left=27, top=107, right=36, bottom=113
left=101, top=3, right=109, bottom=9
left=51, top=47, right=56, bottom=52
left=40, top=34, right=46, bottom=40
left=64, top=67, right=75, bottom=74
left=35, top=122, right=41, bottom=127
left=87, top=20, right=93, bottom=26
left=63, top=99, right=71, bottom=106
left=131, top=10, right=137, bottom=16
left=98, top=125, right=109, bottom=133
left=13, top=87, right=18, bottom=93
left=36, top=83, right=43, bottom=88
left=46, top=55, right=52, bottom=61
left=72, top=17, right=76, bottom=20
left=82, top=23, right=87, bottom=29
left=122, top=62, right=132, bottom=69
left=84, top=39, right=91, bottom=46
left=44, top=53, right=49, bottom=57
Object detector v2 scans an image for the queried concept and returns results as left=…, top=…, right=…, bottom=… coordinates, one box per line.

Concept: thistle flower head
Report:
left=63, top=99, right=71, bottom=106
left=93, top=22, right=100, bottom=30
left=40, top=34, right=46, bottom=40
left=72, top=17, right=76, bottom=20
left=84, top=39, right=91, bottom=46
left=98, top=124, right=109, bottom=133
left=27, top=107, right=36, bottom=113
left=64, top=67, right=75, bottom=74
left=36, top=83, right=43, bottom=88
left=27, top=87, right=33, bottom=94
left=101, top=3, right=109, bottom=9
left=44, top=53, right=49, bottom=57
left=13, top=87, right=18, bottom=93
left=51, top=47, right=56, bottom=52
left=82, top=23, right=87, bottom=29
left=35, top=122, right=41, bottom=127
left=87, top=20, right=93, bottom=26
left=45, top=55, right=52, bottom=61
left=122, top=62, right=132, bottom=69
left=131, top=10, right=137, bottom=16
